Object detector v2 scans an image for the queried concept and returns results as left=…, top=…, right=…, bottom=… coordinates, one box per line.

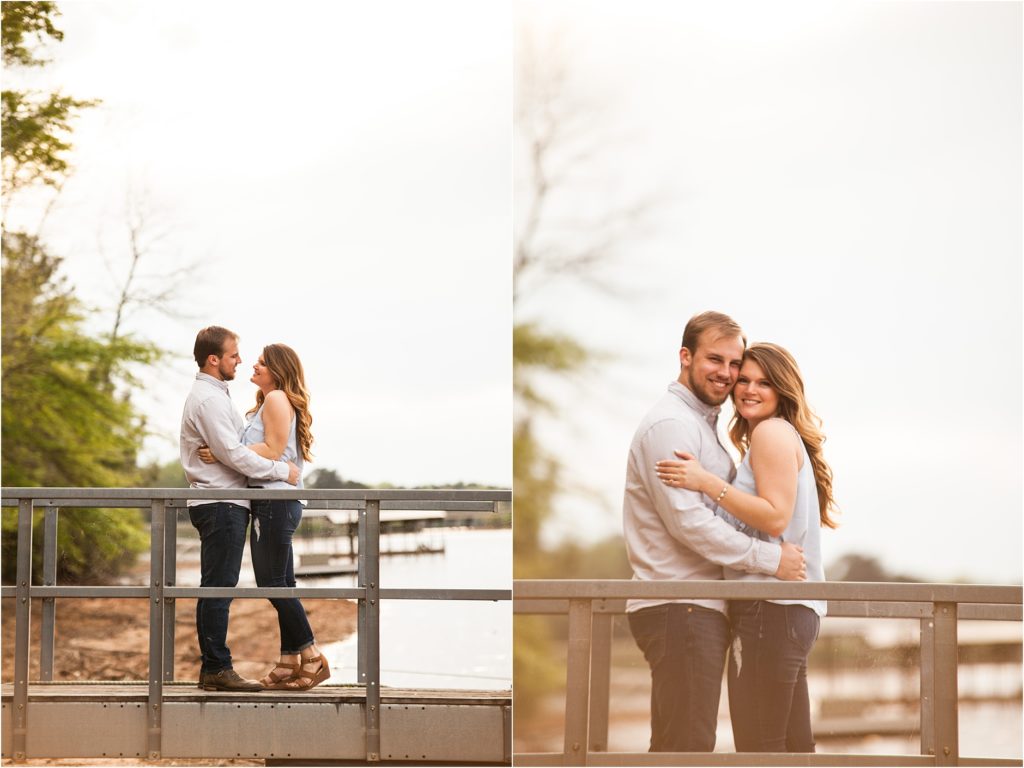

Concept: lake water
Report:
left=189, top=526, right=514, bottom=691
left=318, top=528, right=512, bottom=690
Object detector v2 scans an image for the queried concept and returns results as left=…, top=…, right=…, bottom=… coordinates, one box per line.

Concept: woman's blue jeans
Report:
left=727, top=600, right=820, bottom=752
left=250, top=499, right=315, bottom=654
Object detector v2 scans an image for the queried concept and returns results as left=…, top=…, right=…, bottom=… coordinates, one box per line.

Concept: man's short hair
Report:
left=193, top=326, right=238, bottom=368
left=681, top=311, right=746, bottom=355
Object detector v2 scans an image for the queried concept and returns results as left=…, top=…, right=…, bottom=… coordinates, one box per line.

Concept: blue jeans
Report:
left=628, top=603, right=731, bottom=752
left=250, top=499, right=314, bottom=654
left=727, top=600, right=820, bottom=752
left=188, top=502, right=249, bottom=673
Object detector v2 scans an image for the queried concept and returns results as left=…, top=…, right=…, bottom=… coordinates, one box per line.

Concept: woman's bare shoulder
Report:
left=262, top=389, right=294, bottom=416
left=749, top=418, right=800, bottom=450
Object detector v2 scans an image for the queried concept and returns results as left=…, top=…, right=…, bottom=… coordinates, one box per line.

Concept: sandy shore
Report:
left=1, top=595, right=357, bottom=684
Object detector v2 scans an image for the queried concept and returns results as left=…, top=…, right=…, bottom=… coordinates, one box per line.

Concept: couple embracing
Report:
left=624, top=310, right=838, bottom=754
left=179, top=326, right=330, bottom=692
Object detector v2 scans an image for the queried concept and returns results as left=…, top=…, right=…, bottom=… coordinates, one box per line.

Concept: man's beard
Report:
left=687, top=367, right=730, bottom=406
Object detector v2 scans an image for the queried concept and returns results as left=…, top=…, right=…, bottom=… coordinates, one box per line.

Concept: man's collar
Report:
left=196, top=371, right=229, bottom=391
left=668, top=380, right=721, bottom=421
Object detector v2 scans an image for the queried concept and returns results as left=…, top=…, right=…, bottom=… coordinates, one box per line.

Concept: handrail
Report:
left=2, top=487, right=512, bottom=763
left=513, top=579, right=1023, bottom=767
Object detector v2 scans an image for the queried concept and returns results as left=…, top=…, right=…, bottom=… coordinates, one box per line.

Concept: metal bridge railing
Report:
left=1, top=487, right=512, bottom=762
left=514, top=579, right=1023, bottom=767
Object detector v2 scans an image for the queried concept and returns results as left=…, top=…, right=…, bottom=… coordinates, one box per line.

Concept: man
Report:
left=623, top=311, right=805, bottom=752
left=180, top=326, right=300, bottom=692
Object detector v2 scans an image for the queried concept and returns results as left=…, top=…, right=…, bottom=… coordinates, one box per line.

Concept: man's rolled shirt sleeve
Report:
left=639, top=419, right=781, bottom=575
left=197, top=398, right=289, bottom=482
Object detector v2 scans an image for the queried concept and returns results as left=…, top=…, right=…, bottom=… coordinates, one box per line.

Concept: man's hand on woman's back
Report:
left=775, top=542, right=806, bottom=581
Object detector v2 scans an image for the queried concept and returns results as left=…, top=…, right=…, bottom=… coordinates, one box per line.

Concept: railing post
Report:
left=147, top=500, right=165, bottom=759
left=920, top=614, right=935, bottom=756
left=503, top=702, right=512, bottom=765
left=932, top=601, right=958, bottom=765
left=564, top=598, right=593, bottom=766
left=357, top=506, right=367, bottom=683
left=162, top=502, right=177, bottom=682
left=12, top=498, right=34, bottom=762
left=39, top=504, right=58, bottom=681
left=363, top=499, right=381, bottom=762
left=588, top=608, right=613, bottom=752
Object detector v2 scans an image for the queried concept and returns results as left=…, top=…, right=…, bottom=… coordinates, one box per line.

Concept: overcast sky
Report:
left=515, top=0, right=1022, bottom=583
left=6, top=2, right=1022, bottom=582
left=8, top=0, right=511, bottom=487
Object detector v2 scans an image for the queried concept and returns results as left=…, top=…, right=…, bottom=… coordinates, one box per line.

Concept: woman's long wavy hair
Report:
left=728, top=343, right=837, bottom=528
left=247, top=343, right=314, bottom=462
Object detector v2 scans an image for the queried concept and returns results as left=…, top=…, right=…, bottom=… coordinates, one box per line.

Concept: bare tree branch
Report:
left=514, top=23, right=662, bottom=304
left=101, top=186, right=206, bottom=345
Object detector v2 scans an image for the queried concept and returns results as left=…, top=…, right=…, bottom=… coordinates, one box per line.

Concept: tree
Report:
left=1, top=1, right=63, bottom=68
left=2, top=234, right=158, bottom=486
left=1, top=3, right=156, bottom=584
left=1, top=2, right=95, bottom=225
left=512, top=22, right=660, bottom=716
left=0, top=232, right=158, bottom=582
left=826, top=553, right=918, bottom=583
left=513, top=23, right=659, bottom=571
left=305, top=468, right=369, bottom=490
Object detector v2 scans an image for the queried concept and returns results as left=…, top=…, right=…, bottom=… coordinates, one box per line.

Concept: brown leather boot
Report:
left=200, top=668, right=264, bottom=692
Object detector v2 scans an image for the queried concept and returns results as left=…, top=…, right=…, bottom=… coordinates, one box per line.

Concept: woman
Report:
left=655, top=342, right=837, bottom=753
left=199, top=343, right=330, bottom=691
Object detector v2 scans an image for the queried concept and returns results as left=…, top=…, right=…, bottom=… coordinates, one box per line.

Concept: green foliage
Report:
left=512, top=320, right=589, bottom=575
left=137, top=459, right=189, bottom=489
left=1, top=1, right=63, bottom=67
left=512, top=323, right=591, bottom=712
left=2, top=234, right=159, bottom=488
left=512, top=420, right=558, bottom=578
left=2, top=2, right=97, bottom=197
left=513, top=615, right=564, bottom=718
left=1, top=234, right=159, bottom=584
left=305, top=466, right=508, bottom=492
left=548, top=536, right=632, bottom=580
left=305, top=467, right=369, bottom=489
left=825, top=552, right=918, bottom=583
left=1, top=89, right=97, bottom=194
left=0, top=3, right=158, bottom=586
left=513, top=321, right=588, bottom=410
left=1, top=507, right=148, bottom=585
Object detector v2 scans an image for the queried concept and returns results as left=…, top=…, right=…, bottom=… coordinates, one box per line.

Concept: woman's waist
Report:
left=247, top=479, right=303, bottom=490
left=723, top=563, right=826, bottom=583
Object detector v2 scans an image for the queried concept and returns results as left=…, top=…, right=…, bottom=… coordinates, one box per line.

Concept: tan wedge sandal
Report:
left=260, top=661, right=300, bottom=690
left=283, top=654, right=330, bottom=691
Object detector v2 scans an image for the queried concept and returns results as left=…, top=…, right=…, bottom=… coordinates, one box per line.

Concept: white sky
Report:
left=5, top=1, right=1022, bottom=582
left=515, top=1, right=1023, bottom=583
left=7, top=0, right=512, bottom=487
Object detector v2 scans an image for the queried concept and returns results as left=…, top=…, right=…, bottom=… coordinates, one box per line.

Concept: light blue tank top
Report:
left=241, top=401, right=304, bottom=491
left=719, top=419, right=827, bottom=617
